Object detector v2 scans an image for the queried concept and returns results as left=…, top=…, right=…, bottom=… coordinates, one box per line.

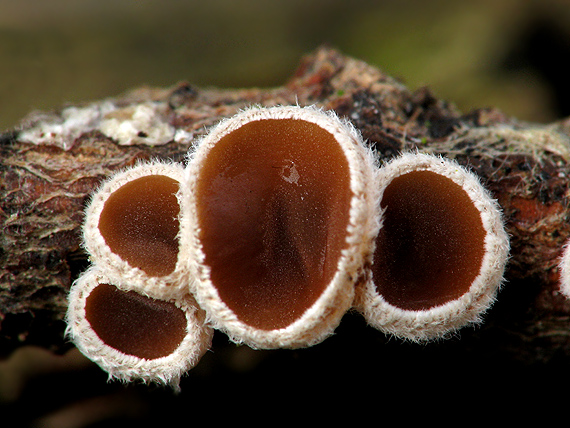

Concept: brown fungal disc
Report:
left=195, top=118, right=352, bottom=330
left=373, top=170, right=486, bottom=310
left=85, top=283, right=187, bottom=359
left=98, top=175, right=180, bottom=277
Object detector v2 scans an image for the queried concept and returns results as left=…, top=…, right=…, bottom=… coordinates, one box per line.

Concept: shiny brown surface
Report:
left=85, top=284, right=187, bottom=359
left=196, top=118, right=352, bottom=330
left=373, top=170, right=486, bottom=310
left=98, top=175, right=180, bottom=277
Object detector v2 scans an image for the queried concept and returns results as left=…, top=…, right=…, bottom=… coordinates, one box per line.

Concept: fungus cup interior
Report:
left=372, top=170, right=486, bottom=310
left=195, top=118, right=352, bottom=330
left=85, top=283, right=187, bottom=359
left=98, top=175, right=180, bottom=277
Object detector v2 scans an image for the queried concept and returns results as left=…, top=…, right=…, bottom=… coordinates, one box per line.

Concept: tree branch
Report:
left=2, top=46, right=570, bottom=364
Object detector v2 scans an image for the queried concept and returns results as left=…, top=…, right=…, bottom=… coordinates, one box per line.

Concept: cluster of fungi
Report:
left=66, top=105, right=512, bottom=388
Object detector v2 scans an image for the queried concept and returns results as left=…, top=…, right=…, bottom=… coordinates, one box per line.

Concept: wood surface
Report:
left=2, top=46, right=570, bottom=371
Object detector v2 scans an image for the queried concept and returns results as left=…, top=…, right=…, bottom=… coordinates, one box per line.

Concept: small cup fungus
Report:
left=66, top=266, right=213, bottom=387
left=179, top=105, right=379, bottom=349
left=82, top=161, right=189, bottom=299
left=354, top=152, right=509, bottom=341
left=558, top=242, right=570, bottom=299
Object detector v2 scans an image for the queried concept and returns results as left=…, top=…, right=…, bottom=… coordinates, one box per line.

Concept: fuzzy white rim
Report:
left=180, top=104, right=381, bottom=349
left=355, top=152, right=510, bottom=342
left=65, top=266, right=213, bottom=389
left=558, top=241, right=570, bottom=299
left=82, top=160, right=190, bottom=300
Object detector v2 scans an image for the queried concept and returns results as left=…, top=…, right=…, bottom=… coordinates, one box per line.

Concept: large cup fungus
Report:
left=354, top=152, right=510, bottom=341
left=179, top=105, right=379, bottom=349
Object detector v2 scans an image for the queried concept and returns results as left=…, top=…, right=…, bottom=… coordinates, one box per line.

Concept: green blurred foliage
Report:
left=1, top=0, right=569, bottom=131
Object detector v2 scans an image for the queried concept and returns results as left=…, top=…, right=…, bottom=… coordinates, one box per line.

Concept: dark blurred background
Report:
left=2, top=0, right=570, bottom=133
left=2, top=0, right=570, bottom=426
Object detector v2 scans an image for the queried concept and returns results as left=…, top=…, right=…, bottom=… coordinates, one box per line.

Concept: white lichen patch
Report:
left=100, top=102, right=175, bottom=146
left=18, top=100, right=177, bottom=149
left=18, top=102, right=117, bottom=150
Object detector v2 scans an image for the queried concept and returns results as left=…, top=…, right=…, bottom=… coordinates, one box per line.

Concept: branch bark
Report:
left=2, top=46, right=570, bottom=365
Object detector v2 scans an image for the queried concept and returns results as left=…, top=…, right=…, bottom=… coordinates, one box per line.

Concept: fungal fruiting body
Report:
left=82, top=161, right=188, bottom=299
left=354, top=152, right=509, bottom=341
left=558, top=243, right=570, bottom=300
left=66, top=105, right=512, bottom=387
left=66, top=267, right=213, bottom=387
left=180, top=105, right=379, bottom=349
left=69, top=161, right=213, bottom=386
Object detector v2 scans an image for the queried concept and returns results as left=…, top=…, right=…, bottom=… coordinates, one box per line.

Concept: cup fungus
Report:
left=179, top=105, right=379, bottom=349
left=354, top=152, right=509, bottom=341
left=558, top=242, right=570, bottom=300
left=66, top=266, right=213, bottom=387
left=68, top=106, right=511, bottom=387
left=82, top=161, right=189, bottom=299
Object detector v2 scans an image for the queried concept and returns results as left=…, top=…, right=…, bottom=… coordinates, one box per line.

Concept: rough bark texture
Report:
left=2, top=46, right=570, bottom=367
